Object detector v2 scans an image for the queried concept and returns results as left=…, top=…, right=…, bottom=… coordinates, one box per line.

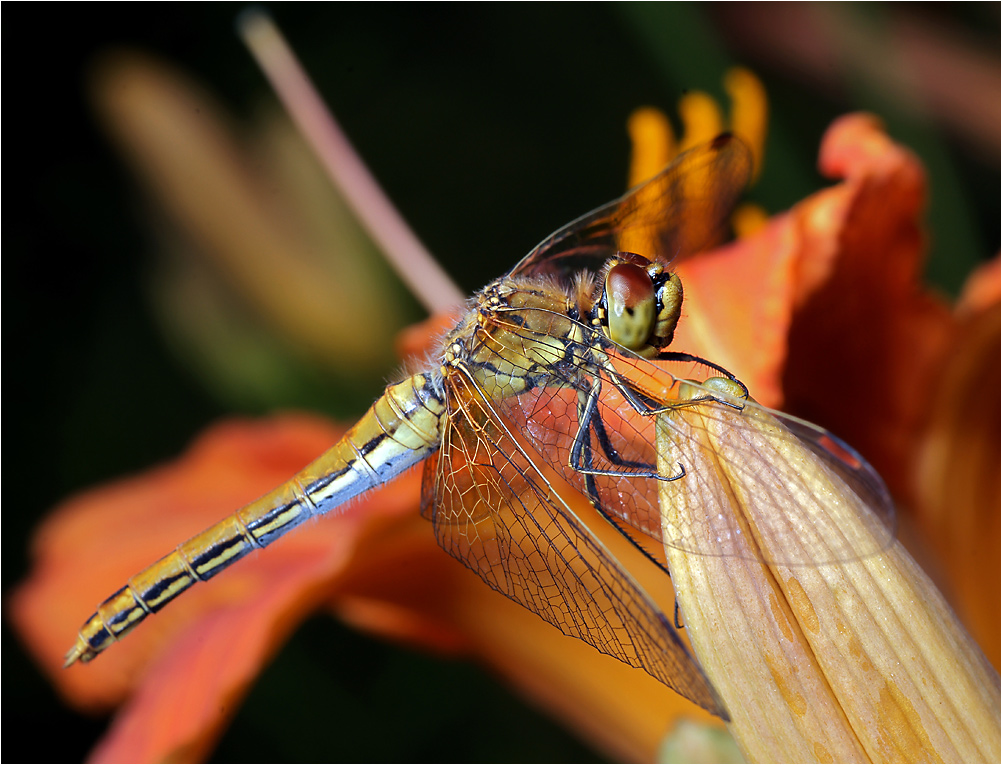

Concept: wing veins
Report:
left=429, top=363, right=725, bottom=716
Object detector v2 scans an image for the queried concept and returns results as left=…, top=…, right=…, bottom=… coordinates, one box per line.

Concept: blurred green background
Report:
left=4, top=4, right=998, bottom=761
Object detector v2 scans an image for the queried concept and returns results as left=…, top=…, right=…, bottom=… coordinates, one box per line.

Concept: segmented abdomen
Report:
left=65, top=373, right=444, bottom=665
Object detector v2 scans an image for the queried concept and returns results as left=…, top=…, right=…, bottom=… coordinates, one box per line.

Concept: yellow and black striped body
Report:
left=65, top=374, right=445, bottom=665
left=64, top=137, right=772, bottom=721
left=447, top=276, right=587, bottom=398
left=67, top=273, right=624, bottom=666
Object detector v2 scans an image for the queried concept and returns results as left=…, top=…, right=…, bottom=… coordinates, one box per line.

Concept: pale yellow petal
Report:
left=658, top=408, right=867, bottom=761
left=658, top=398, right=1000, bottom=763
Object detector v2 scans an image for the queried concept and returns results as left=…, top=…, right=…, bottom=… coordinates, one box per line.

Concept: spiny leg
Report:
left=569, top=377, right=677, bottom=578
left=569, top=376, right=684, bottom=481
left=605, top=352, right=749, bottom=421
left=656, top=351, right=748, bottom=394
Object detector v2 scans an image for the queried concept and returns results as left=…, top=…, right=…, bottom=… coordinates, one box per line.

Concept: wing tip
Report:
left=710, top=131, right=735, bottom=150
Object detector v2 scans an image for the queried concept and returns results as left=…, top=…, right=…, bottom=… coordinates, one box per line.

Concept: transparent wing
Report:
left=652, top=381, right=898, bottom=567
left=509, top=134, right=752, bottom=284
left=422, top=366, right=726, bottom=717
left=483, top=309, right=896, bottom=566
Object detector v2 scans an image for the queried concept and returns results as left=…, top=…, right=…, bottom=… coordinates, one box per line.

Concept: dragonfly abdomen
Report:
left=65, top=373, right=445, bottom=666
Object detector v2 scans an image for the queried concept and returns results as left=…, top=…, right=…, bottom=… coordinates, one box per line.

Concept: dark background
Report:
left=4, top=4, right=998, bottom=761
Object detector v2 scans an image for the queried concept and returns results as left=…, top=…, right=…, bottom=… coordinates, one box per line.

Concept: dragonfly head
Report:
left=592, top=252, right=683, bottom=358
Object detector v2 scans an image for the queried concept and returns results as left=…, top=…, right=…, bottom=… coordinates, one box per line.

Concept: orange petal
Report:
left=957, top=255, right=1001, bottom=317
left=673, top=217, right=797, bottom=408
left=914, top=274, right=1000, bottom=668
left=779, top=114, right=953, bottom=498
left=394, top=311, right=461, bottom=364
left=330, top=514, right=724, bottom=762
left=89, top=529, right=360, bottom=762
left=10, top=414, right=423, bottom=761
left=673, top=114, right=955, bottom=472
left=658, top=389, right=999, bottom=762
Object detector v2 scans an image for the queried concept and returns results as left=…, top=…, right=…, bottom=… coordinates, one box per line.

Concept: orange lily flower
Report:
left=10, top=46, right=998, bottom=763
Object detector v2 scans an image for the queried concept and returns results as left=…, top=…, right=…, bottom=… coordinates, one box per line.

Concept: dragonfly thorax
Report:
left=440, top=277, right=588, bottom=399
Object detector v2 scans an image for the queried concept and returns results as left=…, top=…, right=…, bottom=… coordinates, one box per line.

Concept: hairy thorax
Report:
left=442, top=277, right=589, bottom=400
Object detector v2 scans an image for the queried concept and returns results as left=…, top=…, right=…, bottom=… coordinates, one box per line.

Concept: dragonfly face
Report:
left=66, top=134, right=895, bottom=721
left=593, top=253, right=685, bottom=355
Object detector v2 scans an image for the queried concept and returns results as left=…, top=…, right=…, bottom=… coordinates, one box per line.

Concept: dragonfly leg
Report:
left=606, top=351, right=748, bottom=419
left=569, top=377, right=678, bottom=578
left=569, top=376, right=685, bottom=481
left=656, top=350, right=747, bottom=393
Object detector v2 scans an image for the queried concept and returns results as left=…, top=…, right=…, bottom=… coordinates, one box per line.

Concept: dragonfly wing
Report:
left=651, top=382, right=899, bottom=567
left=731, top=405, right=897, bottom=562
left=488, top=330, right=896, bottom=566
left=423, top=366, right=726, bottom=717
left=490, top=356, right=668, bottom=551
left=510, top=134, right=752, bottom=283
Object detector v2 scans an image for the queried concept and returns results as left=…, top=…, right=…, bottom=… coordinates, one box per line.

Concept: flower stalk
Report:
left=239, top=10, right=463, bottom=313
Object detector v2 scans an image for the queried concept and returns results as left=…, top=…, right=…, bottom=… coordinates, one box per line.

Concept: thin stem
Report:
left=239, top=10, right=465, bottom=314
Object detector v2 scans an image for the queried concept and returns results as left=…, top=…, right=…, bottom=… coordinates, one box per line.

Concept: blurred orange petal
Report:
left=673, top=223, right=795, bottom=408
left=957, top=255, right=1001, bottom=316
left=914, top=256, right=1001, bottom=667
left=89, top=51, right=404, bottom=383
left=783, top=114, right=954, bottom=497
left=332, top=511, right=722, bottom=762
left=10, top=415, right=423, bottom=761
left=674, top=114, right=954, bottom=499
left=394, top=311, right=462, bottom=364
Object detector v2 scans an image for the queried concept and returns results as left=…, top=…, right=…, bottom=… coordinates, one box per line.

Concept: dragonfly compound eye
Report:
left=650, top=271, right=683, bottom=350
left=604, top=262, right=656, bottom=350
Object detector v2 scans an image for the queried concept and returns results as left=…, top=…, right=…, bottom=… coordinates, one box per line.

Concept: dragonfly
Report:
left=65, top=133, right=895, bottom=719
